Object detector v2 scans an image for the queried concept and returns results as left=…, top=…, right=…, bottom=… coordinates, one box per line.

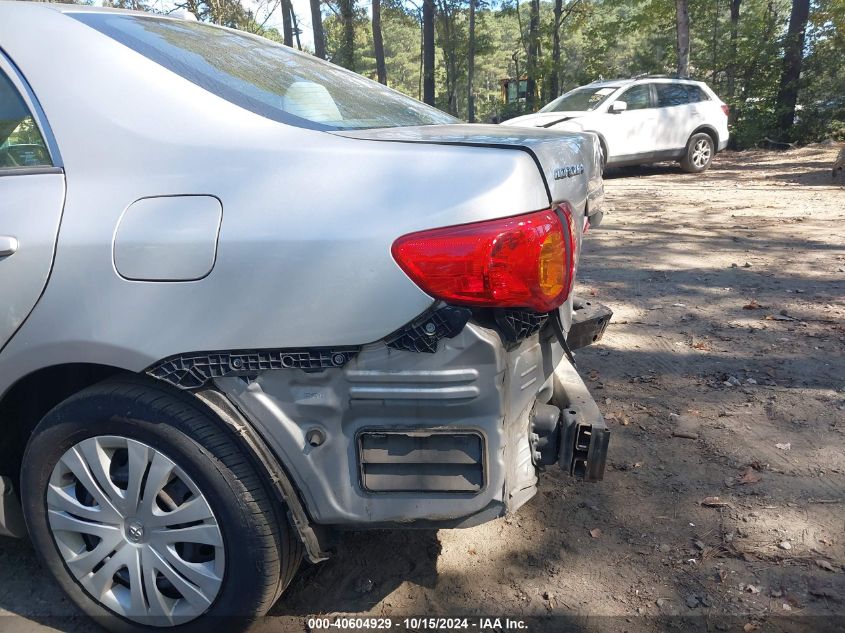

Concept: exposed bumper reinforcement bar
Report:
left=552, top=358, right=610, bottom=482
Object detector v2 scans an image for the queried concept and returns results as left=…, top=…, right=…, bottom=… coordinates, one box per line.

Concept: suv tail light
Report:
left=392, top=206, right=576, bottom=312
left=721, top=104, right=729, bottom=117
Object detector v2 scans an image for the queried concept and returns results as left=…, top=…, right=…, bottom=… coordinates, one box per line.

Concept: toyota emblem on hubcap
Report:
left=125, top=520, right=145, bottom=543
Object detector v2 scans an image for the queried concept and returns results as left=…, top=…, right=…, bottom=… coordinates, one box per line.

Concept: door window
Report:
left=0, top=70, right=51, bottom=169
left=618, top=84, right=651, bottom=110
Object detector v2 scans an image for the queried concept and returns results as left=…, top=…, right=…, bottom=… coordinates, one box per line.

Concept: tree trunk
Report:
left=435, top=1, right=458, bottom=116
left=525, top=0, right=540, bottom=111
left=550, top=0, right=562, bottom=99
left=309, top=0, right=326, bottom=59
left=291, top=6, right=302, bottom=50
left=281, top=0, right=293, bottom=46
left=675, top=0, right=690, bottom=77
left=423, top=0, right=435, bottom=105
left=727, top=0, right=741, bottom=99
left=467, top=0, right=476, bottom=122
left=338, top=0, right=355, bottom=70
left=372, top=0, right=387, bottom=84
left=740, top=0, right=776, bottom=101
left=776, top=0, right=810, bottom=136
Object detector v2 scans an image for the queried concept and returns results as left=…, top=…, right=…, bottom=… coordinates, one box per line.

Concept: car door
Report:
left=652, top=83, right=697, bottom=152
left=0, top=56, right=65, bottom=351
left=598, top=83, right=656, bottom=160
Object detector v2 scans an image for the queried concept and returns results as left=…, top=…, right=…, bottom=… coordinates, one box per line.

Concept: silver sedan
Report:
left=0, top=2, right=608, bottom=630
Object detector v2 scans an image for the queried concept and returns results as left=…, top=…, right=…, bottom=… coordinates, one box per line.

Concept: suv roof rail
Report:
left=631, top=73, right=699, bottom=81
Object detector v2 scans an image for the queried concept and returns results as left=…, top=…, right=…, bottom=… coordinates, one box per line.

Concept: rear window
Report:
left=0, top=69, right=51, bottom=168
left=70, top=13, right=457, bottom=131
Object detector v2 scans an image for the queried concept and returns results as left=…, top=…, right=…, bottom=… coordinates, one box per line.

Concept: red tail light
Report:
left=391, top=206, right=576, bottom=312
left=721, top=104, right=729, bottom=117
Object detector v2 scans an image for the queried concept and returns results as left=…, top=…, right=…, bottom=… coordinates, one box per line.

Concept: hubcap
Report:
left=47, top=436, right=225, bottom=627
left=692, top=139, right=711, bottom=168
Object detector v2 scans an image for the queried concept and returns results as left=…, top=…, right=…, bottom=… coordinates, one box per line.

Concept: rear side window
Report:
left=0, top=69, right=51, bottom=169
left=655, top=84, right=691, bottom=107
left=655, top=84, right=711, bottom=107
left=618, top=84, right=651, bottom=110
left=71, top=13, right=457, bottom=131
left=686, top=85, right=710, bottom=103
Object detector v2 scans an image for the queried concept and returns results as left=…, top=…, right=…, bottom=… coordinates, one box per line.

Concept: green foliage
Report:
left=94, top=0, right=842, bottom=145
left=320, top=0, right=843, bottom=145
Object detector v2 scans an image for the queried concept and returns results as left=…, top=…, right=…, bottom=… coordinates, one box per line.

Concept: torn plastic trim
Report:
left=147, top=347, right=360, bottom=389
left=0, top=476, right=26, bottom=538
left=195, top=389, right=331, bottom=563
left=385, top=304, right=472, bottom=353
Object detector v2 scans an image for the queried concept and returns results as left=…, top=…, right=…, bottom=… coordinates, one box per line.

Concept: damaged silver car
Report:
left=0, top=3, right=611, bottom=630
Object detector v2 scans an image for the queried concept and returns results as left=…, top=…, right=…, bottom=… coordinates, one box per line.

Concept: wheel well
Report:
left=691, top=125, right=719, bottom=149
left=0, top=364, right=129, bottom=484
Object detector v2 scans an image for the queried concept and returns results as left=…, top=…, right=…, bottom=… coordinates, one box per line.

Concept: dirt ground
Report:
left=1, top=146, right=843, bottom=633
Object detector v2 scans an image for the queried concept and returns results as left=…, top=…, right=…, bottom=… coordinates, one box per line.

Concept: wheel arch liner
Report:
left=195, top=389, right=331, bottom=563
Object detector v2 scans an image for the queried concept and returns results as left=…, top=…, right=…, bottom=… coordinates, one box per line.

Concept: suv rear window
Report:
left=71, top=13, right=457, bottom=131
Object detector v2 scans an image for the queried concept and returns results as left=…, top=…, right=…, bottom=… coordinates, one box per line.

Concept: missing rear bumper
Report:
left=551, top=359, right=610, bottom=482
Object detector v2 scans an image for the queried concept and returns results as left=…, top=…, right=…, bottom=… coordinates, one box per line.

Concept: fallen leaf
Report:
left=815, top=559, right=835, bottom=572
left=743, top=300, right=761, bottom=310
left=589, top=528, right=602, bottom=539
left=744, top=624, right=760, bottom=632
left=775, top=442, right=791, bottom=451
left=701, top=496, right=729, bottom=507
left=737, top=468, right=762, bottom=485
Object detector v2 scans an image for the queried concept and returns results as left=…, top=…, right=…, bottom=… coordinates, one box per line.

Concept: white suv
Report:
left=503, top=76, right=729, bottom=173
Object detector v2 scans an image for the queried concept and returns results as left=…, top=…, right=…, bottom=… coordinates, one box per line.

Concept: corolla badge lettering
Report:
left=553, top=164, right=585, bottom=180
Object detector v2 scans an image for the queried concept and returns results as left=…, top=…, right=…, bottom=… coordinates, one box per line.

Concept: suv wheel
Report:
left=681, top=133, right=714, bottom=173
left=20, top=378, right=301, bottom=632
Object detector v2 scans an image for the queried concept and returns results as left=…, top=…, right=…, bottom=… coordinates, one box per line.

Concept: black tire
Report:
left=680, top=132, right=714, bottom=173
left=20, top=377, right=301, bottom=633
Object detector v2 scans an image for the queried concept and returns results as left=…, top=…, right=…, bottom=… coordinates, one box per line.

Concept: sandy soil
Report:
left=1, top=146, right=843, bottom=633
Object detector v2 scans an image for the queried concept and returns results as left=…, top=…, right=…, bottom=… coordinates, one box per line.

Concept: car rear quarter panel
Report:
left=0, top=7, right=550, bottom=394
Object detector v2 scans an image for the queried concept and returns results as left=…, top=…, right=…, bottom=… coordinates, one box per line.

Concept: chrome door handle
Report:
left=0, top=235, right=18, bottom=257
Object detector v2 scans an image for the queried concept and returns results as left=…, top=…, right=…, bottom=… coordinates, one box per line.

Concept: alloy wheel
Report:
left=692, top=138, right=712, bottom=169
left=47, top=436, right=225, bottom=627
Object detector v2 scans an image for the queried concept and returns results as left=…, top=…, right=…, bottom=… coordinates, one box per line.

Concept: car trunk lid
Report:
left=333, top=123, right=602, bottom=213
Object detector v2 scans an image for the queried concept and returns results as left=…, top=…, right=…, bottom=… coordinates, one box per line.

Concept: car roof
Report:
left=584, top=77, right=707, bottom=89
left=0, top=1, right=178, bottom=21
